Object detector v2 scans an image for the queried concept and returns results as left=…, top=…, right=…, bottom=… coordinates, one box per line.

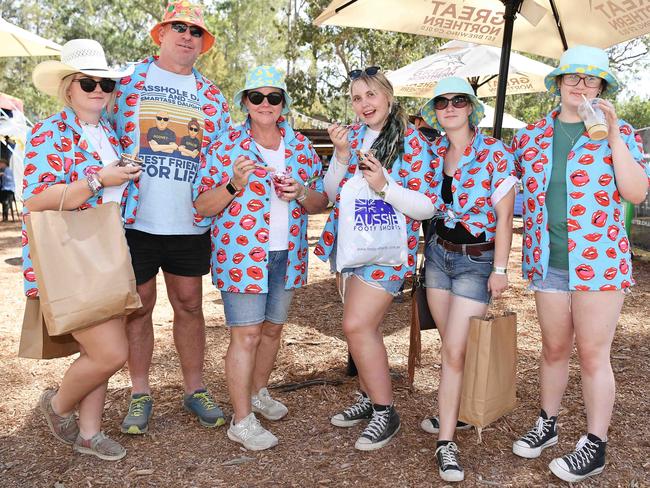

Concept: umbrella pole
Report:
left=493, top=0, right=523, bottom=139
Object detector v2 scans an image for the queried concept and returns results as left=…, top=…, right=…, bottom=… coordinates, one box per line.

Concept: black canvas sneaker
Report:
left=330, top=391, right=372, bottom=427
left=512, top=410, right=558, bottom=458
left=421, top=415, right=472, bottom=434
left=435, top=441, right=464, bottom=482
left=549, top=434, right=607, bottom=482
left=354, top=405, right=400, bottom=451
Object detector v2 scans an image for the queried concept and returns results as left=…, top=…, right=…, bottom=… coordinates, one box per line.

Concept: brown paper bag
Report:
left=25, top=201, right=141, bottom=336
left=18, top=298, right=79, bottom=359
left=458, top=311, right=517, bottom=429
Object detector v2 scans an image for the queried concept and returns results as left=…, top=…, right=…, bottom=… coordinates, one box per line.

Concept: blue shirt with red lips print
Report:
left=513, top=107, right=649, bottom=291
left=21, top=107, right=125, bottom=298
left=314, top=123, right=435, bottom=282
left=193, top=116, right=324, bottom=293
left=430, top=128, right=517, bottom=241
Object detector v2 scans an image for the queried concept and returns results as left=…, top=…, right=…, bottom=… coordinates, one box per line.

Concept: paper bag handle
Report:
left=58, top=184, right=69, bottom=211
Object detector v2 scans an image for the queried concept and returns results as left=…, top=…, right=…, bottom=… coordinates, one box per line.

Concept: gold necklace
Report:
left=556, top=119, right=583, bottom=148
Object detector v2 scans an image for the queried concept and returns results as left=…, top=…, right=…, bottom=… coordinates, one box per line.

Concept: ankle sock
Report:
left=436, top=440, right=452, bottom=448
left=373, top=403, right=391, bottom=411
left=587, top=433, right=606, bottom=445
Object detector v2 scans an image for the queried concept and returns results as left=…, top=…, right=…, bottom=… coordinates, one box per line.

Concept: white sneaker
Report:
left=251, top=387, right=288, bottom=421
left=227, top=413, right=278, bottom=451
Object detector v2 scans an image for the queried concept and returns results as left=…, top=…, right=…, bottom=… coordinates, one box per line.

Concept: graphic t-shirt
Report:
left=127, top=62, right=205, bottom=235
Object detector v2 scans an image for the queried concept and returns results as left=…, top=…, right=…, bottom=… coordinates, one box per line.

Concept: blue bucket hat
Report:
left=420, top=77, right=485, bottom=133
left=234, top=65, right=293, bottom=115
left=544, top=45, right=619, bottom=96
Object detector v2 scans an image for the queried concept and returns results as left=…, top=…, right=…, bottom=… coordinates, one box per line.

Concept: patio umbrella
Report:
left=387, top=40, right=553, bottom=98
left=0, top=16, right=61, bottom=57
left=315, top=0, right=650, bottom=137
left=480, top=103, right=526, bottom=129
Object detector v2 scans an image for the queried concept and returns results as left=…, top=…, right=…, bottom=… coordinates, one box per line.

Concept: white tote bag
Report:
left=336, top=171, right=408, bottom=271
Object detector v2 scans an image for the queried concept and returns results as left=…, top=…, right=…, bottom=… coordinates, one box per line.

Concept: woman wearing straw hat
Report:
left=194, top=65, right=328, bottom=450
left=418, top=77, right=517, bottom=482
left=24, top=39, right=138, bottom=460
left=511, top=45, right=649, bottom=482
left=315, top=67, right=436, bottom=451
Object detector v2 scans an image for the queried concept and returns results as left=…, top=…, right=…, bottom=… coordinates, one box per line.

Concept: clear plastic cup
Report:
left=118, top=153, right=144, bottom=167
left=271, top=169, right=290, bottom=197
left=577, top=98, right=608, bottom=141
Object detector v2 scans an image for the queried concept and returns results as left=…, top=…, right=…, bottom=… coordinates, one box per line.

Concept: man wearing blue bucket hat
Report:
left=419, top=76, right=517, bottom=483
left=194, top=65, right=328, bottom=450
left=512, top=46, right=649, bottom=483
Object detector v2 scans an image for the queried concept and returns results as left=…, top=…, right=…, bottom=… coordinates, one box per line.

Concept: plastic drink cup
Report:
left=578, top=97, right=608, bottom=141
left=271, top=169, right=290, bottom=197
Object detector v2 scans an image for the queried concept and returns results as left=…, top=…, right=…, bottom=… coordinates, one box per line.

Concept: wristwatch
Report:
left=225, top=179, right=240, bottom=195
left=376, top=182, right=389, bottom=200
left=492, top=266, right=507, bottom=275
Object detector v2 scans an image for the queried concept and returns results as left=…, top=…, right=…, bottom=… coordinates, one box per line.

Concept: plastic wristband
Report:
left=297, top=187, right=308, bottom=202
left=492, top=266, right=507, bottom=275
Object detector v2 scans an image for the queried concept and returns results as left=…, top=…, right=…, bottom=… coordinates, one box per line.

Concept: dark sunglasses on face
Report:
left=562, top=73, right=602, bottom=88
left=156, top=116, right=169, bottom=122
left=348, top=66, right=381, bottom=80
left=189, top=127, right=199, bottom=132
left=247, top=91, right=284, bottom=106
left=170, top=22, right=204, bottom=38
left=73, top=77, right=116, bottom=93
left=433, top=95, right=470, bottom=110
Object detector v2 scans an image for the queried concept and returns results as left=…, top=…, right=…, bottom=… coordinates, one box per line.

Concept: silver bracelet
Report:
left=492, top=266, right=507, bottom=275
left=86, top=173, right=103, bottom=195
left=297, top=187, right=308, bottom=202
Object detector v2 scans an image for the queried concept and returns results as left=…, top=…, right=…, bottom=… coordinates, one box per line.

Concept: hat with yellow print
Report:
left=544, top=45, right=619, bottom=96
left=234, top=65, right=293, bottom=115
left=150, top=1, right=215, bottom=54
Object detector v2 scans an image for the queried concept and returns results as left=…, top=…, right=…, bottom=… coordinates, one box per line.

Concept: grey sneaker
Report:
left=227, top=413, right=278, bottom=451
left=121, top=393, right=153, bottom=435
left=251, top=387, right=288, bottom=421
left=39, top=389, right=79, bottom=445
left=183, top=389, right=226, bottom=427
left=74, top=431, right=126, bottom=461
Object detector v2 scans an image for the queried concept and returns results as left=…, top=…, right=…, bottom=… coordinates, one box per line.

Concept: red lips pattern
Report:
left=513, top=108, right=648, bottom=290
left=195, top=118, right=323, bottom=293
left=21, top=107, right=124, bottom=297
left=113, top=56, right=232, bottom=226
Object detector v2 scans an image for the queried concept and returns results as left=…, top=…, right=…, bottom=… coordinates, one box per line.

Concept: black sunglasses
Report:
left=156, top=116, right=169, bottom=122
left=247, top=91, right=284, bottom=106
left=170, top=22, right=204, bottom=38
left=73, top=78, right=116, bottom=94
left=189, top=126, right=199, bottom=132
left=433, top=95, right=470, bottom=110
left=348, top=66, right=381, bottom=80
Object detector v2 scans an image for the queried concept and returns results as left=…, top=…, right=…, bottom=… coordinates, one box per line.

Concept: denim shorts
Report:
left=221, top=250, right=295, bottom=327
left=528, top=266, right=570, bottom=293
left=424, top=238, right=493, bottom=304
left=340, top=266, right=404, bottom=296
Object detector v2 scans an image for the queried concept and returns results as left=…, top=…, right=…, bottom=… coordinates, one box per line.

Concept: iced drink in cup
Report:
left=578, top=97, right=608, bottom=141
left=271, top=169, right=290, bottom=197
left=118, top=153, right=144, bottom=167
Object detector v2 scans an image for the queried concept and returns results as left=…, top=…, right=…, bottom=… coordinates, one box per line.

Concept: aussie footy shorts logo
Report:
left=354, top=199, right=400, bottom=231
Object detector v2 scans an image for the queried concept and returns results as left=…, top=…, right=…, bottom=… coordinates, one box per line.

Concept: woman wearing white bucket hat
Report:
left=24, top=39, right=138, bottom=461
left=512, top=45, right=649, bottom=482
left=419, top=76, right=517, bottom=483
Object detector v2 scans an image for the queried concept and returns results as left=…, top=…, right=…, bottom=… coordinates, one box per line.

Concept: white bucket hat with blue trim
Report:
left=234, top=65, right=293, bottom=115
left=420, top=77, right=485, bottom=133
left=544, top=45, right=619, bottom=96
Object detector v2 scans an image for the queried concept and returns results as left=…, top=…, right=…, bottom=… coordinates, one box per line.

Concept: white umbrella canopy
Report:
left=314, top=0, right=650, bottom=60
left=480, top=103, right=526, bottom=129
left=0, top=16, right=62, bottom=57
left=387, top=40, right=553, bottom=98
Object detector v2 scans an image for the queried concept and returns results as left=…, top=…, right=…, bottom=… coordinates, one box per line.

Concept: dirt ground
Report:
left=0, top=213, right=648, bottom=488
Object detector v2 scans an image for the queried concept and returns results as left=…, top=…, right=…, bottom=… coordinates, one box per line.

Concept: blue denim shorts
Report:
left=528, top=266, right=570, bottom=293
left=340, top=266, right=404, bottom=296
left=424, top=238, right=493, bottom=304
left=220, top=250, right=295, bottom=327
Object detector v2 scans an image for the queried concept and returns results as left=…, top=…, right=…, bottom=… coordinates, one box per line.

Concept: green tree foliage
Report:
left=615, top=97, right=650, bottom=129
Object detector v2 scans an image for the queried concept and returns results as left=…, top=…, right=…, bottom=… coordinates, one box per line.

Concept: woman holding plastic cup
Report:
left=315, top=67, right=436, bottom=451
left=417, top=77, right=517, bottom=483
left=512, top=45, right=649, bottom=483
left=194, top=66, right=327, bottom=451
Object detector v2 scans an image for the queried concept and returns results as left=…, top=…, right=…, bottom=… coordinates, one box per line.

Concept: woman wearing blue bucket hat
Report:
left=194, top=65, right=328, bottom=450
left=418, top=76, right=517, bottom=482
left=315, top=67, right=437, bottom=451
left=512, top=46, right=649, bottom=483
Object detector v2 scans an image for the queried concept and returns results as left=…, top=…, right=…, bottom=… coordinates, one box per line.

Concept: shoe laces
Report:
left=60, top=413, right=76, bottom=430
left=563, top=436, right=599, bottom=471
left=129, top=397, right=149, bottom=417
left=438, top=442, right=461, bottom=468
left=237, top=415, right=265, bottom=439
left=361, top=408, right=390, bottom=441
left=192, top=392, right=217, bottom=411
left=521, top=416, right=553, bottom=444
left=343, top=393, right=370, bottom=417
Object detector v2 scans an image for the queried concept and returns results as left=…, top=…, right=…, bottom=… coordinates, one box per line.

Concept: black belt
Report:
left=435, top=236, right=494, bottom=257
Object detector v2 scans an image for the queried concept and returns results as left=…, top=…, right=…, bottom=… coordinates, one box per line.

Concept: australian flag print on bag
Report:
left=337, top=172, right=407, bottom=271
